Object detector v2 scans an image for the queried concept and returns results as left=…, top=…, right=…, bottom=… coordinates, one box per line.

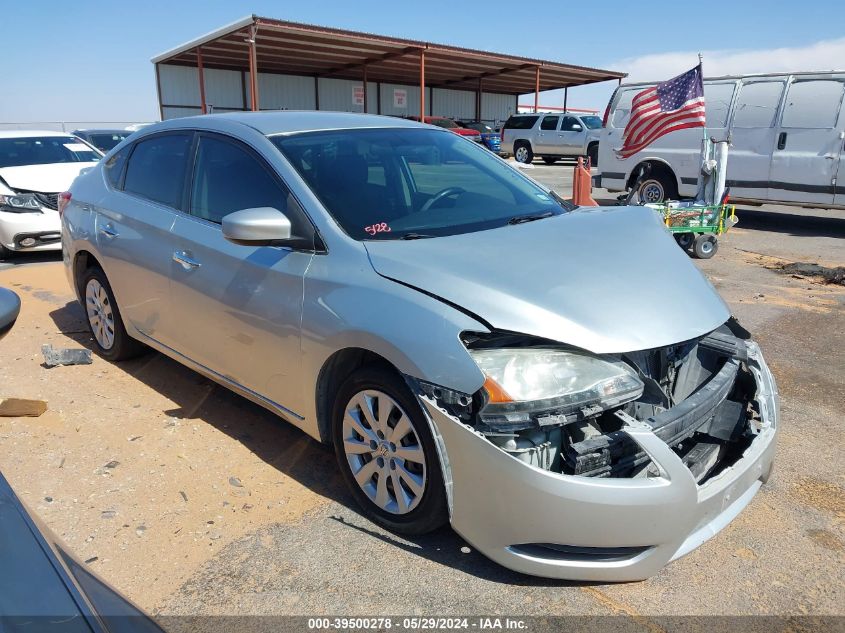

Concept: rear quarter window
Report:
left=504, top=116, right=539, bottom=130
left=104, top=145, right=131, bottom=189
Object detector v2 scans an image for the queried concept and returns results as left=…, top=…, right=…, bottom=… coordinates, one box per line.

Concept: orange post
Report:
left=571, top=157, right=598, bottom=206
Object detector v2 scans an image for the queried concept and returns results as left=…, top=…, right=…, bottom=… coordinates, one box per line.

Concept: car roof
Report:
left=0, top=130, right=77, bottom=139
left=73, top=129, right=132, bottom=134
left=156, top=111, right=430, bottom=136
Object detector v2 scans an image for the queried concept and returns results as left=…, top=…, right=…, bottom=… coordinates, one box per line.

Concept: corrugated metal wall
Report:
left=158, top=64, right=517, bottom=123
left=431, top=88, right=474, bottom=120
left=316, top=78, right=378, bottom=113
left=481, top=93, right=517, bottom=124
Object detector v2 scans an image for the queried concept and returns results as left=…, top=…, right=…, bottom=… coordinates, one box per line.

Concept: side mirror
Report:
left=0, top=287, right=21, bottom=341
left=222, top=207, right=292, bottom=246
left=571, top=124, right=583, bottom=132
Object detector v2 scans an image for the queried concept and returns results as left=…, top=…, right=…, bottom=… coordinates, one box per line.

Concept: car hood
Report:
left=0, top=162, right=98, bottom=193
left=364, top=205, right=730, bottom=354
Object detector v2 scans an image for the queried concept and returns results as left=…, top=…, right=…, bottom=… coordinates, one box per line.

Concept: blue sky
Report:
left=2, top=0, right=842, bottom=123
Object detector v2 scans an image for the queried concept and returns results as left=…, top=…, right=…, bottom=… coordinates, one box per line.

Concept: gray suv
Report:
left=500, top=112, right=602, bottom=165
left=61, top=112, right=778, bottom=582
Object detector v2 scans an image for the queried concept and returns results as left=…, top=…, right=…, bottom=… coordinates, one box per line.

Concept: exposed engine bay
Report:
left=421, top=319, right=763, bottom=483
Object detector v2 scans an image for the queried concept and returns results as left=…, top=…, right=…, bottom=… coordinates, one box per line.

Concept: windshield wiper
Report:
left=507, top=211, right=554, bottom=225
left=400, top=232, right=436, bottom=240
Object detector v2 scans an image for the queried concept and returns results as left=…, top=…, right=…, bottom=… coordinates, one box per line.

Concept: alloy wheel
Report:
left=85, top=278, right=115, bottom=350
left=341, top=389, right=427, bottom=515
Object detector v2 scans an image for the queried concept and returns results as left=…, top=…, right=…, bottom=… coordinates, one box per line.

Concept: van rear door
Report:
left=727, top=78, right=787, bottom=202
left=769, top=76, right=845, bottom=207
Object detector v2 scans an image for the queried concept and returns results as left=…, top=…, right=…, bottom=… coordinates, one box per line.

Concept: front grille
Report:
left=34, top=193, right=59, bottom=210
left=510, top=543, right=652, bottom=563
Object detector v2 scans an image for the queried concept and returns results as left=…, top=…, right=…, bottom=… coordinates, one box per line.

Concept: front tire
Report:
left=0, top=244, right=15, bottom=261
left=80, top=267, right=146, bottom=361
left=674, top=232, right=694, bottom=251
left=332, top=365, right=448, bottom=535
left=513, top=142, right=534, bottom=164
left=637, top=173, right=677, bottom=204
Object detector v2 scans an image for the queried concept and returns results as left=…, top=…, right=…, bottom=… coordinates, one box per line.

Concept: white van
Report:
left=597, top=71, right=845, bottom=209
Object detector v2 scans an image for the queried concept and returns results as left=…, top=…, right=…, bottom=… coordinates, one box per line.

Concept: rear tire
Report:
left=332, top=365, right=448, bottom=536
left=80, top=267, right=146, bottom=361
left=587, top=143, right=599, bottom=167
left=542, top=156, right=558, bottom=165
left=692, top=234, right=718, bottom=259
left=514, top=142, right=534, bottom=164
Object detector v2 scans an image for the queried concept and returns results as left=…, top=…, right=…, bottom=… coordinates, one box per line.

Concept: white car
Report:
left=0, top=131, right=101, bottom=258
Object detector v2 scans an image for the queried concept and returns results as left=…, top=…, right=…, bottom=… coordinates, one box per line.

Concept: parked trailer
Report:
left=597, top=71, right=845, bottom=210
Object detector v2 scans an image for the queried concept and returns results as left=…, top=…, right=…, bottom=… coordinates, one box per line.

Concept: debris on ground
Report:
left=777, top=262, right=845, bottom=286
left=229, top=476, right=243, bottom=488
left=0, top=397, right=47, bottom=417
left=41, top=344, right=93, bottom=367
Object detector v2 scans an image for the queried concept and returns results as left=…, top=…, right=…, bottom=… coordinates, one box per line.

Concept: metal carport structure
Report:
left=151, top=15, right=625, bottom=122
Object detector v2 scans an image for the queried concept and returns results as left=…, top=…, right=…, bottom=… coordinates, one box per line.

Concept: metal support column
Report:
left=476, top=76, right=482, bottom=121
left=534, top=66, right=540, bottom=113
left=247, top=24, right=259, bottom=111
left=363, top=64, right=368, bottom=113
left=563, top=86, right=568, bottom=113
left=197, top=47, right=207, bottom=114
left=419, top=49, right=426, bottom=119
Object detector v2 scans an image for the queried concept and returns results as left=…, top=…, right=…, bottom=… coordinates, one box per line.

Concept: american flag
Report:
left=617, top=64, right=705, bottom=159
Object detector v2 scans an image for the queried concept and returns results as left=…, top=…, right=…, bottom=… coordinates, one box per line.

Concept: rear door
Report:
left=95, top=132, right=192, bottom=348
left=168, top=132, right=315, bottom=416
left=727, top=78, right=787, bottom=201
left=769, top=76, right=845, bottom=206
left=534, top=115, right=560, bottom=153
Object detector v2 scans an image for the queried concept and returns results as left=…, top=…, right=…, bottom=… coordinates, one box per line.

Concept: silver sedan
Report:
left=61, top=112, right=778, bottom=581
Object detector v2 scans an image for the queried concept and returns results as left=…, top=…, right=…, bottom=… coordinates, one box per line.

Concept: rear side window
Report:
left=703, top=83, right=736, bottom=128
left=540, top=116, right=559, bottom=130
left=732, top=81, right=785, bottom=128
left=104, top=145, right=131, bottom=189
left=504, top=116, right=539, bottom=130
left=123, top=134, right=192, bottom=208
left=781, top=79, right=845, bottom=128
left=609, top=88, right=644, bottom=128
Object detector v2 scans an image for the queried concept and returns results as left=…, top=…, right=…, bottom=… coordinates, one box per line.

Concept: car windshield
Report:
left=580, top=116, right=603, bottom=129
left=272, top=128, right=569, bottom=240
left=0, top=136, right=101, bottom=168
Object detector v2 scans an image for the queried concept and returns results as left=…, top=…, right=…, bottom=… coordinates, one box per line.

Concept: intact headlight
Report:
left=0, top=193, right=42, bottom=213
left=469, top=348, right=644, bottom=426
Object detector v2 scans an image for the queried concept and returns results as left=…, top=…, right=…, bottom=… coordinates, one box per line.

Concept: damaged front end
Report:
left=409, top=319, right=779, bottom=581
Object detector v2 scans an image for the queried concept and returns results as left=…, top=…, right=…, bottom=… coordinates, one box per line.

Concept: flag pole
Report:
left=699, top=53, right=707, bottom=142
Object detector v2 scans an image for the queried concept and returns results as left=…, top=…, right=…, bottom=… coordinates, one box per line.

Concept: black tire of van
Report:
left=587, top=143, right=599, bottom=167
left=542, top=156, right=558, bottom=165
left=514, top=142, right=534, bottom=164
left=637, top=173, right=677, bottom=204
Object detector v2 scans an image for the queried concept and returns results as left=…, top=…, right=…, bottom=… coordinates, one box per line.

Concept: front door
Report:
left=168, top=133, right=315, bottom=417
left=769, top=76, right=845, bottom=206
left=558, top=116, right=586, bottom=154
left=726, top=79, right=787, bottom=201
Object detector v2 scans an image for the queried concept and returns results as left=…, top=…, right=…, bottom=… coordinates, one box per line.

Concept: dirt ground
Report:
left=0, top=179, right=843, bottom=626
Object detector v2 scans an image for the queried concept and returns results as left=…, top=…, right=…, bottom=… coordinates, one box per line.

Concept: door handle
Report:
left=98, top=225, right=118, bottom=239
left=777, top=132, right=787, bottom=150
left=172, top=251, right=201, bottom=270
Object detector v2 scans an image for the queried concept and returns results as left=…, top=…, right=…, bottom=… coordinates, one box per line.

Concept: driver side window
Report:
left=190, top=136, right=288, bottom=224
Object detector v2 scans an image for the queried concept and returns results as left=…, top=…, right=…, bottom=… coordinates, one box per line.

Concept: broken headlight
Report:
left=469, top=348, right=644, bottom=428
left=0, top=193, right=42, bottom=213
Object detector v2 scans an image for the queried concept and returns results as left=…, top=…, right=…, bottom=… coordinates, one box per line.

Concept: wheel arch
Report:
left=72, top=249, right=104, bottom=301
left=626, top=158, right=678, bottom=191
